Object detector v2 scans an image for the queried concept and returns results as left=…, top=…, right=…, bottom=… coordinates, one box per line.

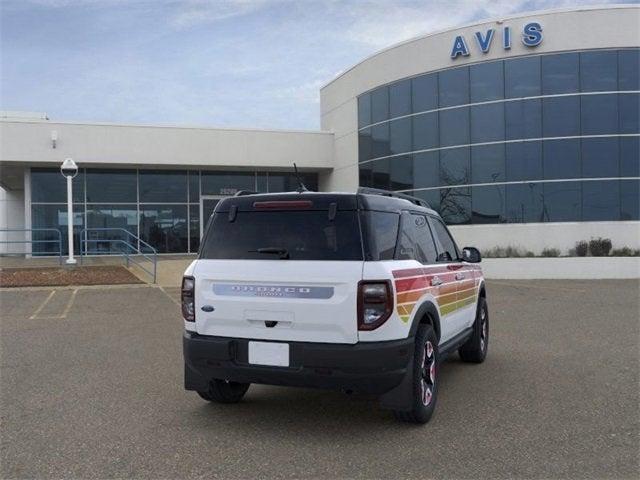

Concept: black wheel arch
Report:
left=408, top=301, right=442, bottom=343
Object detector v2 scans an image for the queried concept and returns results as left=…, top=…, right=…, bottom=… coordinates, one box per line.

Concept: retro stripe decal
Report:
left=392, top=264, right=481, bottom=323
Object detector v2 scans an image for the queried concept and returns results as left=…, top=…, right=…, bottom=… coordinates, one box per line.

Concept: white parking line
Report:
left=159, top=286, right=181, bottom=307
left=29, top=290, right=56, bottom=320
left=58, top=289, right=78, bottom=319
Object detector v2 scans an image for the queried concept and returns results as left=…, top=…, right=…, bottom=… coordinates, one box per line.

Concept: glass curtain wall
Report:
left=31, top=168, right=318, bottom=255
left=357, top=48, right=640, bottom=224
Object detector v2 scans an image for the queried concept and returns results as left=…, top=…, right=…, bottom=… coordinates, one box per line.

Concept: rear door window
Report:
left=396, top=212, right=438, bottom=264
left=428, top=217, right=459, bottom=262
left=200, top=210, right=363, bottom=261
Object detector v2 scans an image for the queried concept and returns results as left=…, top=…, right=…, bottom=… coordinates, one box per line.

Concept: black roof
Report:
left=214, top=190, right=438, bottom=216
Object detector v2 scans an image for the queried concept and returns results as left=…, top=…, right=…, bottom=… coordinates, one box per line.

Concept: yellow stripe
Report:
left=440, top=295, right=477, bottom=316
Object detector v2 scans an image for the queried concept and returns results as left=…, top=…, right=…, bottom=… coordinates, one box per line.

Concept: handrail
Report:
left=79, top=228, right=157, bottom=283
left=0, top=228, right=63, bottom=264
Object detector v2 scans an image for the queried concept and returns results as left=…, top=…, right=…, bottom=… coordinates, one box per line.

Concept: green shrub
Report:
left=589, top=237, right=612, bottom=257
left=540, top=247, right=561, bottom=257
left=482, top=246, right=531, bottom=258
left=610, top=247, right=640, bottom=257
left=574, top=241, right=589, bottom=257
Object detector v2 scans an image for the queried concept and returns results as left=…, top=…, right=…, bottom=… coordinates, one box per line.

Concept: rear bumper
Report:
left=183, top=331, right=414, bottom=395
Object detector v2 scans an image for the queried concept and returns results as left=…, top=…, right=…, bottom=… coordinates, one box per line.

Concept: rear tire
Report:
left=197, top=379, right=250, bottom=403
left=459, top=296, right=489, bottom=363
left=393, top=324, right=439, bottom=424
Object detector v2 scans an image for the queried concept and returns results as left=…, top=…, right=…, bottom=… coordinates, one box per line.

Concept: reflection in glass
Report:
left=619, top=93, right=640, bottom=134
left=582, top=137, right=619, bottom=178
left=505, top=99, right=542, bottom=140
left=618, top=49, right=640, bottom=91
left=440, top=148, right=470, bottom=186
left=581, top=94, right=618, bottom=135
left=439, top=107, right=469, bottom=147
left=543, top=182, right=581, bottom=222
left=140, top=205, right=188, bottom=253
left=543, top=96, right=580, bottom=137
left=505, top=183, right=543, bottom=223
left=413, top=152, right=440, bottom=189
left=439, top=187, right=471, bottom=224
left=471, top=144, right=505, bottom=184
left=472, top=185, right=505, bottom=224
left=411, top=189, right=440, bottom=212
left=371, top=123, right=390, bottom=158
left=358, top=93, right=371, bottom=128
left=542, top=52, right=579, bottom=94
left=359, top=128, right=373, bottom=162
left=620, top=137, right=640, bottom=177
left=505, top=56, right=541, bottom=98
left=412, top=73, right=438, bottom=113
left=470, top=103, right=504, bottom=143
left=412, top=112, right=438, bottom=150
left=139, top=170, right=187, bottom=203
left=31, top=168, right=85, bottom=203
left=470, top=61, right=504, bottom=102
left=390, top=118, right=412, bottom=155
left=390, top=79, right=411, bottom=118
left=201, top=171, right=255, bottom=195
left=389, top=155, right=413, bottom=191
left=543, top=139, right=581, bottom=180
left=583, top=181, right=620, bottom=221
left=506, top=142, right=543, bottom=182
left=31, top=204, right=84, bottom=255
left=371, top=87, right=389, bottom=123
left=189, top=204, right=200, bottom=252
left=86, top=169, right=136, bottom=203
left=439, top=67, right=469, bottom=107
left=86, top=204, right=138, bottom=254
left=267, top=173, right=318, bottom=192
left=580, top=50, right=618, bottom=92
left=188, top=171, right=200, bottom=202
left=372, top=159, right=390, bottom=190
left=620, top=179, right=640, bottom=220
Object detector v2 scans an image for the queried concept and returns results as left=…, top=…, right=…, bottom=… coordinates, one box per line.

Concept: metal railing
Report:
left=79, top=228, right=157, bottom=283
left=0, top=228, right=63, bottom=264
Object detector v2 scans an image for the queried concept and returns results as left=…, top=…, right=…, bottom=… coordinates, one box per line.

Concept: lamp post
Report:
left=60, top=158, right=78, bottom=265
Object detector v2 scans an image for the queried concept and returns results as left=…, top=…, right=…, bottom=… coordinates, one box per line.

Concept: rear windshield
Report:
left=200, top=210, right=364, bottom=261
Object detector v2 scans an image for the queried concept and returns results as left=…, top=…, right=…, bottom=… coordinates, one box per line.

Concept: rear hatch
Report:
left=194, top=194, right=363, bottom=344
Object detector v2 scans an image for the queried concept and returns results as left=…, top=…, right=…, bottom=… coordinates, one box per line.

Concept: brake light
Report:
left=253, top=200, right=313, bottom=210
left=182, top=276, right=195, bottom=322
left=357, top=280, right=393, bottom=330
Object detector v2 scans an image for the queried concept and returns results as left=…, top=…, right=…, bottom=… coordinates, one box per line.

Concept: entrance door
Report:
left=200, top=195, right=226, bottom=238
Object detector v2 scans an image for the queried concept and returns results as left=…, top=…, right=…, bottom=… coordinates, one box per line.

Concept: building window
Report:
left=543, top=182, right=581, bottom=222
left=370, top=87, right=389, bottom=123
left=412, top=73, right=438, bottom=113
left=389, top=79, right=411, bottom=118
left=542, top=96, right=580, bottom=137
left=581, top=94, right=618, bottom=135
left=580, top=50, right=618, bottom=92
left=505, top=141, right=543, bottom=182
left=582, top=180, right=620, bottom=221
left=505, top=56, right=541, bottom=98
left=358, top=93, right=371, bottom=128
left=470, top=103, right=504, bottom=143
left=139, top=170, right=188, bottom=203
left=390, top=117, right=412, bottom=155
left=439, top=66, right=469, bottom=108
left=139, top=205, right=189, bottom=253
left=542, top=52, right=579, bottom=95
left=86, top=169, right=136, bottom=203
left=472, top=185, right=505, bottom=224
left=471, top=144, right=505, bottom=184
left=470, top=61, right=504, bottom=103
left=581, top=137, right=619, bottom=178
left=31, top=168, right=84, bottom=203
left=412, top=112, right=438, bottom=151
left=505, top=99, right=542, bottom=140
left=439, top=107, right=469, bottom=147
left=543, top=139, right=581, bottom=180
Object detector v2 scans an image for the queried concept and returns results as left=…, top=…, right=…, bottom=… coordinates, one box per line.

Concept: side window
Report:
left=363, top=211, right=400, bottom=260
left=396, top=213, right=438, bottom=264
left=428, top=217, right=459, bottom=262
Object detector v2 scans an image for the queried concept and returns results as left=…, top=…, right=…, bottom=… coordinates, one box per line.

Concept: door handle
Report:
left=455, top=273, right=465, bottom=281
left=201, top=305, right=215, bottom=312
left=431, top=276, right=443, bottom=286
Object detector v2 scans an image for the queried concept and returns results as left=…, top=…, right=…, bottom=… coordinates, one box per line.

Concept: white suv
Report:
left=182, top=189, right=488, bottom=423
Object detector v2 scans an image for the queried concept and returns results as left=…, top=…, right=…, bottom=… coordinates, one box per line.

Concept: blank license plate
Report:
left=248, top=341, right=289, bottom=367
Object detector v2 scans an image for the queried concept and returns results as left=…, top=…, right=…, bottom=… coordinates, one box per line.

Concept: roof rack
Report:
left=234, top=190, right=259, bottom=196
left=357, top=187, right=431, bottom=209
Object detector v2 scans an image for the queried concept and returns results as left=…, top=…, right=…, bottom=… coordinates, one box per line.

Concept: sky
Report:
left=0, top=0, right=631, bottom=130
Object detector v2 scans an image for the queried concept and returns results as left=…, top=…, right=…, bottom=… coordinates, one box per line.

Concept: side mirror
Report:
left=462, top=247, right=481, bottom=263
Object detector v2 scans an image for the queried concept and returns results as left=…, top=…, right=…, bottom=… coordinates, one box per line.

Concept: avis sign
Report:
left=450, top=22, right=543, bottom=59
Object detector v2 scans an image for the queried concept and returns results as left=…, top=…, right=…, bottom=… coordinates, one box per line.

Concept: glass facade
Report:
left=31, top=168, right=318, bottom=255
left=357, top=48, right=640, bottom=224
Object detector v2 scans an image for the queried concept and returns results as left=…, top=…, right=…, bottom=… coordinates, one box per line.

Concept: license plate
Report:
left=248, top=341, right=289, bottom=367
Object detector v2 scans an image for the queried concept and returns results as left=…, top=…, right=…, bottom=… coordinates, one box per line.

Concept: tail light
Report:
left=182, top=276, right=195, bottom=322
left=357, top=280, right=393, bottom=330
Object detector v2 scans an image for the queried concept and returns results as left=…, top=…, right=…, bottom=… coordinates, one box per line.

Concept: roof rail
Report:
left=357, top=187, right=431, bottom=208
left=234, top=190, right=259, bottom=196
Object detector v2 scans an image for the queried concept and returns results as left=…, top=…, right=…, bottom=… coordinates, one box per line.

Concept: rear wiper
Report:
left=250, top=247, right=290, bottom=259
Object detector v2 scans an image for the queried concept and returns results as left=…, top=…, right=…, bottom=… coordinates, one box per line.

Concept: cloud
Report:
left=169, top=0, right=278, bottom=29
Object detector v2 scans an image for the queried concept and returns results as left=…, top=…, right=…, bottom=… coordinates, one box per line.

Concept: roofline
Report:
left=0, top=117, right=333, bottom=136
left=320, top=4, right=639, bottom=91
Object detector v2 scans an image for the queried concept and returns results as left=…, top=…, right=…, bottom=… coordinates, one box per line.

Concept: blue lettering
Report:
left=522, top=22, right=543, bottom=47
left=503, top=26, right=511, bottom=50
left=475, top=29, right=495, bottom=53
left=450, top=35, right=470, bottom=59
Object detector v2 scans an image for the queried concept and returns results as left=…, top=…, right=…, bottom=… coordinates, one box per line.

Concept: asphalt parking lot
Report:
left=1, top=280, right=638, bottom=479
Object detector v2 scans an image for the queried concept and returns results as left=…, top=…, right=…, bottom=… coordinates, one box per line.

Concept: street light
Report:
left=60, top=158, right=78, bottom=265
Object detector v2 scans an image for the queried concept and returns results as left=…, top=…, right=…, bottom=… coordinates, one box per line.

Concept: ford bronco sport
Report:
left=182, top=188, right=488, bottom=423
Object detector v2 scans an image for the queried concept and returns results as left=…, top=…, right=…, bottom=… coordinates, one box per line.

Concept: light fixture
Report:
left=51, top=130, right=58, bottom=149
